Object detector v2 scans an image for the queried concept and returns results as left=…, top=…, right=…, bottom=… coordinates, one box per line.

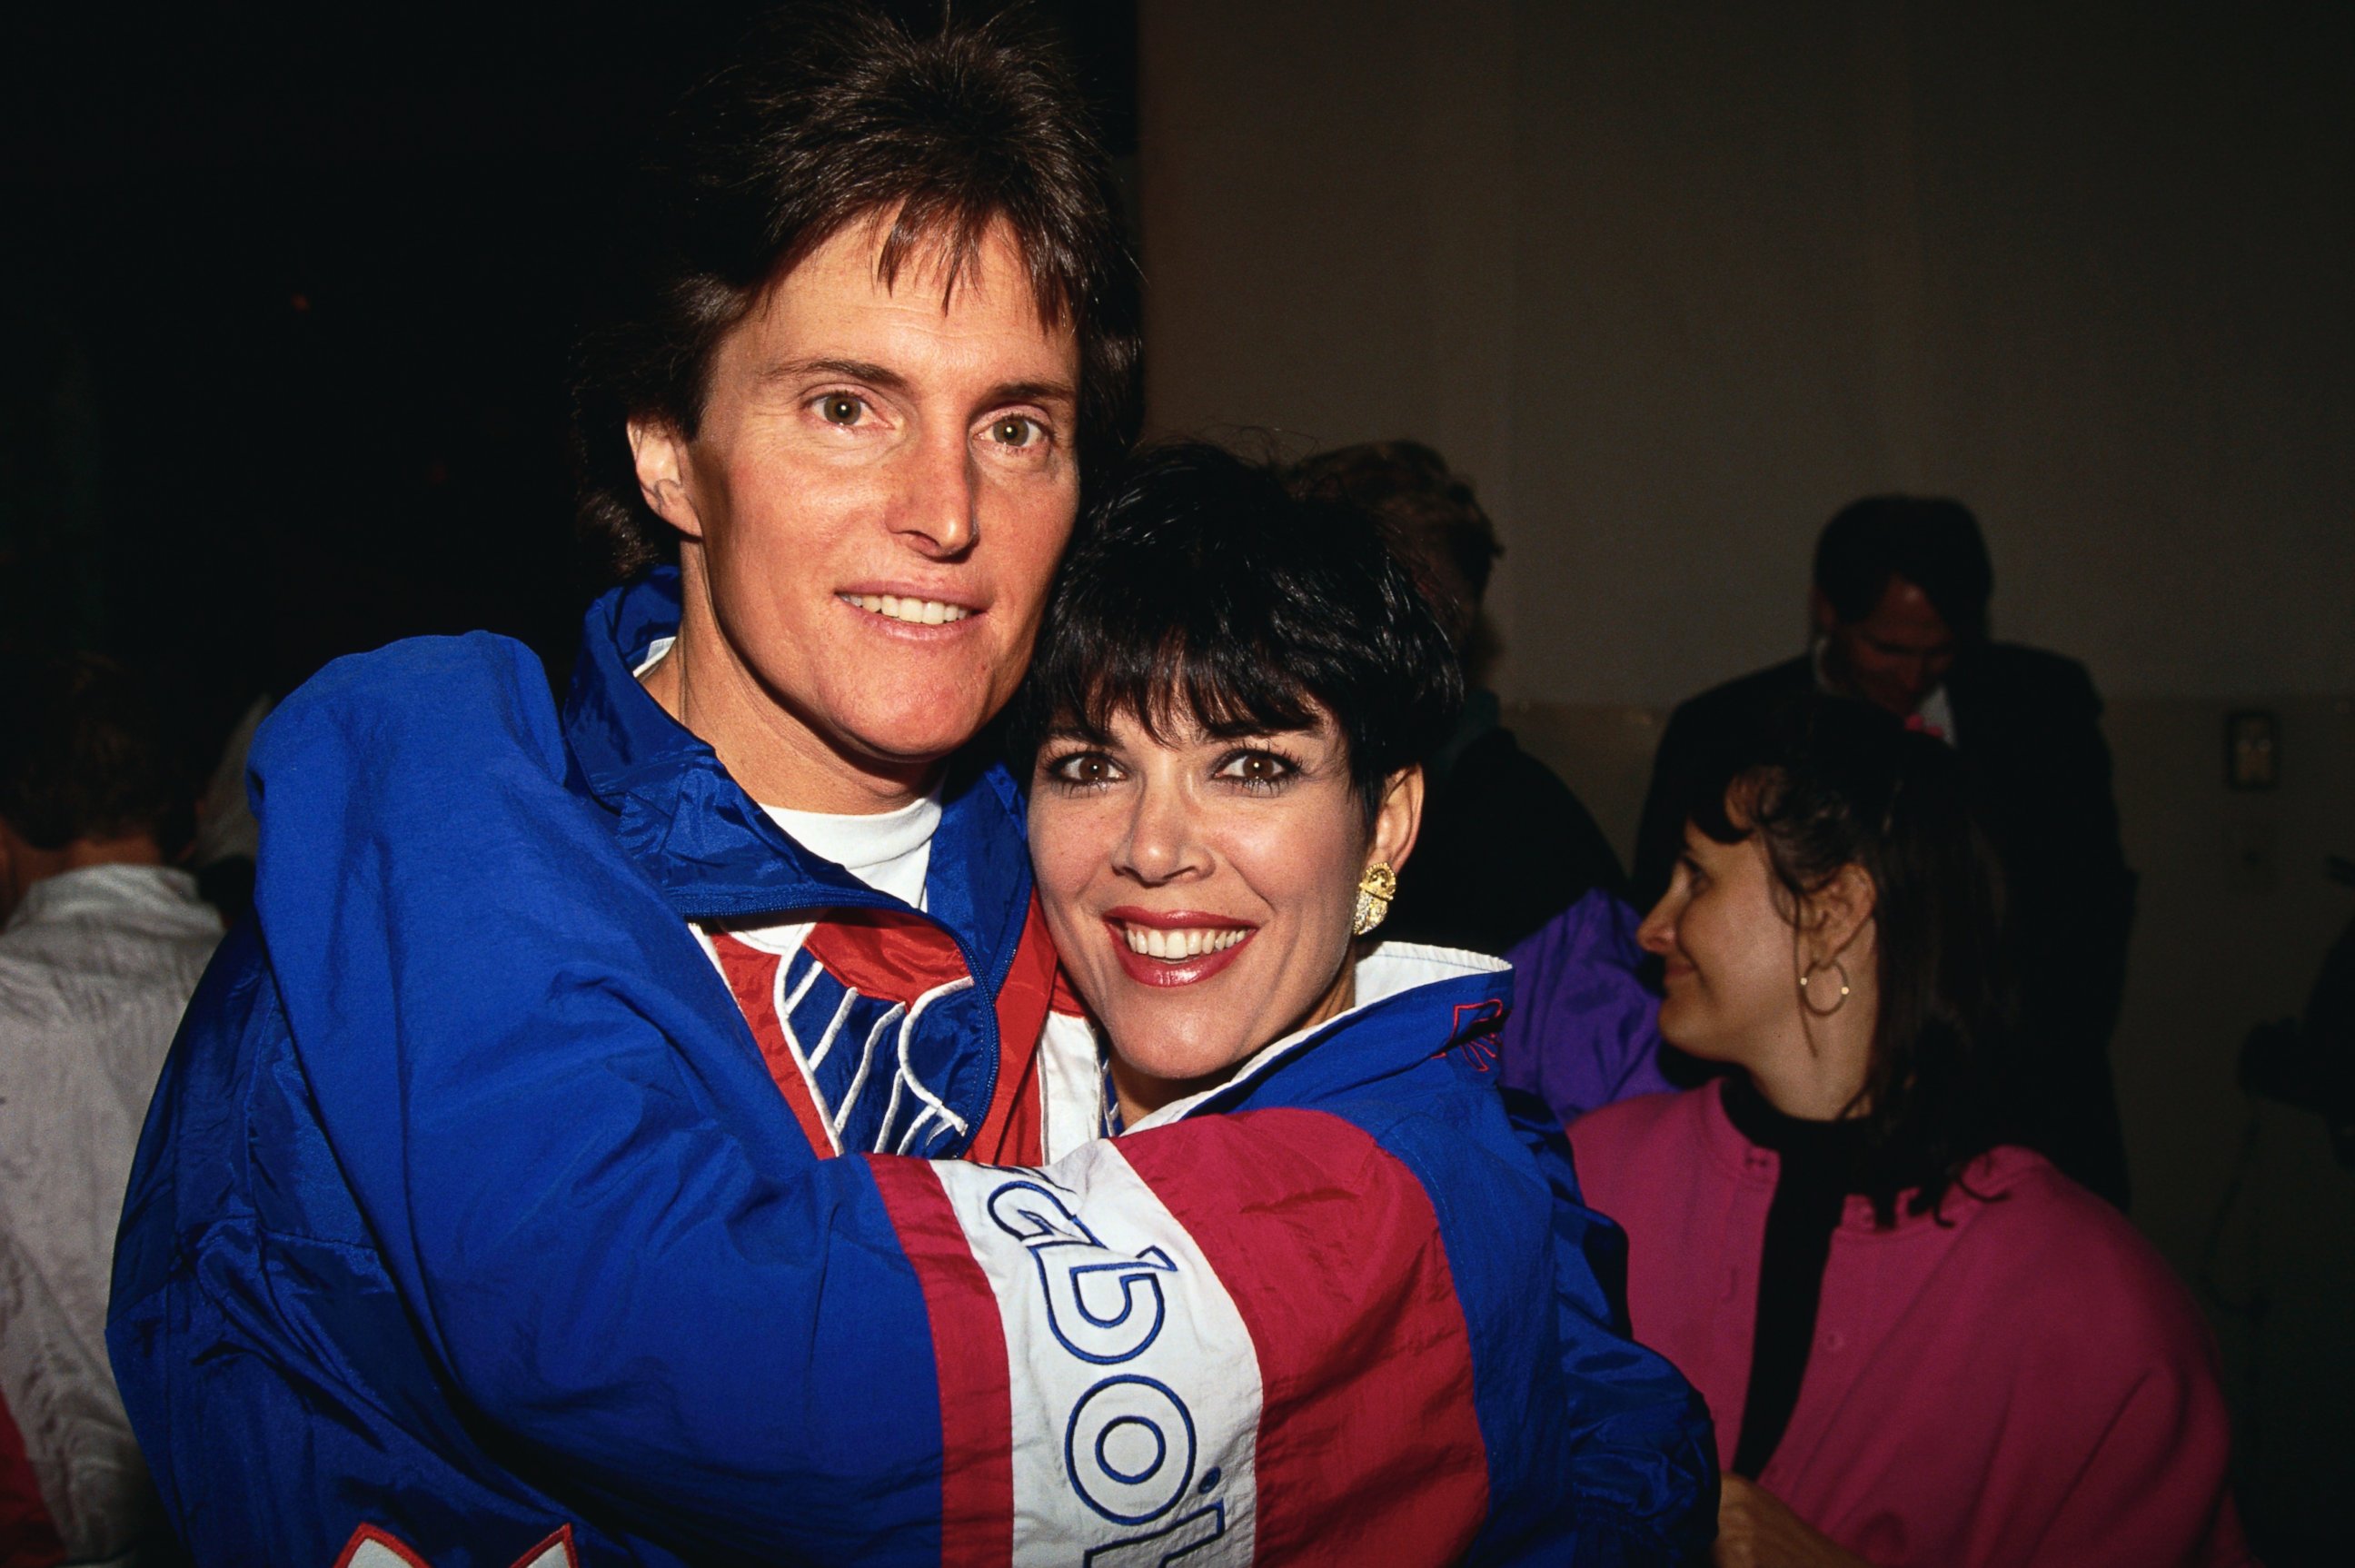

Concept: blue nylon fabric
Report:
left=106, top=574, right=1055, bottom=1564
left=1184, top=961, right=1719, bottom=1564
left=563, top=572, right=1028, bottom=1138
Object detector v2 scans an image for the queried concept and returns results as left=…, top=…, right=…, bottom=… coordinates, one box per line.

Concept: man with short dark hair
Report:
left=111, top=10, right=1710, bottom=1563
left=1635, top=495, right=2136, bottom=1207
left=1, top=655, right=219, bottom=1564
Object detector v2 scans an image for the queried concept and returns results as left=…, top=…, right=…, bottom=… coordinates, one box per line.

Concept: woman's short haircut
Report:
left=1009, top=441, right=1464, bottom=820
left=572, top=2, right=1143, bottom=580
left=1688, top=692, right=2022, bottom=1223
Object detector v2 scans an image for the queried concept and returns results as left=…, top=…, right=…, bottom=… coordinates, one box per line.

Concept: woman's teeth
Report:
left=1122, top=926, right=1249, bottom=960
left=842, top=593, right=970, bottom=626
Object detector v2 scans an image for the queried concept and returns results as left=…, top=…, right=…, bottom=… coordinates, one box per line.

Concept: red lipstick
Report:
left=1102, top=908, right=1258, bottom=989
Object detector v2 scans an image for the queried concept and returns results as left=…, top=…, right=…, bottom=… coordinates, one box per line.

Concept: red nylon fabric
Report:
left=1117, top=1108, right=1489, bottom=1564
left=0, top=1388, right=64, bottom=1568
left=866, top=1157, right=1015, bottom=1568
left=710, top=933, right=840, bottom=1158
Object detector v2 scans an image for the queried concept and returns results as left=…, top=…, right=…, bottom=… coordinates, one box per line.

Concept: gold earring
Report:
left=1798, top=956, right=1851, bottom=1017
left=1353, top=861, right=1398, bottom=938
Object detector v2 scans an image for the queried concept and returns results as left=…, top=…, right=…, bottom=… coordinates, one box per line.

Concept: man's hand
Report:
left=1711, top=1475, right=1873, bottom=1568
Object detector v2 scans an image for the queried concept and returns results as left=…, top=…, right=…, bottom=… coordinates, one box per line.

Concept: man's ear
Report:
left=1808, top=586, right=1839, bottom=640
left=1805, top=862, right=1878, bottom=965
left=628, top=418, right=705, bottom=541
left=1369, top=765, right=1426, bottom=876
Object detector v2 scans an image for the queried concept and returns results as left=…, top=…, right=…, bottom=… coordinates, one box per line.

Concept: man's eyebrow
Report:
left=760, top=356, right=909, bottom=392
left=986, top=377, right=1078, bottom=410
left=758, top=358, right=1077, bottom=411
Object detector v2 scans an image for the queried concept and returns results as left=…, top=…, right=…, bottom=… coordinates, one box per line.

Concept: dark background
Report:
left=0, top=3, right=1137, bottom=763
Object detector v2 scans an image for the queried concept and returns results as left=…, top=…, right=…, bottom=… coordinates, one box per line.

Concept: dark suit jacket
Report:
left=1633, top=646, right=2139, bottom=1207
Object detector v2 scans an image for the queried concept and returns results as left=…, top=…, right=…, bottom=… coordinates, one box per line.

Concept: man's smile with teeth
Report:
left=1119, top=924, right=1252, bottom=959
left=840, top=592, right=972, bottom=625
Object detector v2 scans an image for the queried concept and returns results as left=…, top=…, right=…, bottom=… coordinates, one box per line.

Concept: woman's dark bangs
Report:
left=1058, top=623, right=1322, bottom=749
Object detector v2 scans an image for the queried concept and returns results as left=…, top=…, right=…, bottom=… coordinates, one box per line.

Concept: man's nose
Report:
left=889, top=429, right=979, bottom=556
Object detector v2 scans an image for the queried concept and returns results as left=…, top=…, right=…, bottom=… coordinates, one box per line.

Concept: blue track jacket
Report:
left=109, top=573, right=1713, bottom=1566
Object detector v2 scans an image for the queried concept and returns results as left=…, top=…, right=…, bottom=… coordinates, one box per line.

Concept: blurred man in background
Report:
left=1294, top=439, right=1626, bottom=955
left=1635, top=495, right=2137, bottom=1207
left=0, top=653, right=220, bottom=1564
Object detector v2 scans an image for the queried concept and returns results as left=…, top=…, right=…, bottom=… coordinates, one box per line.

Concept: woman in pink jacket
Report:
left=1571, top=693, right=2254, bottom=1568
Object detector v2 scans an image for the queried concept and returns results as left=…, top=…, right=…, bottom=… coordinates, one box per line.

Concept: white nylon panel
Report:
left=929, top=1142, right=1262, bottom=1565
left=1037, top=1009, right=1108, bottom=1163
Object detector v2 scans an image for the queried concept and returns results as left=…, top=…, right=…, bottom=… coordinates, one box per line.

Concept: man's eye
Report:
left=818, top=393, right=866, bottom=425
left=988, top=415, right=1045, bottom=449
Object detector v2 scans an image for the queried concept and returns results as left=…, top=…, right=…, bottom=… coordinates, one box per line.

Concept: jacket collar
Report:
left=559, top=571, right=1036, bottom=990
left=1128, top=942, right=1515, bottom=1130
left=4, top=863, right=215, bottom=938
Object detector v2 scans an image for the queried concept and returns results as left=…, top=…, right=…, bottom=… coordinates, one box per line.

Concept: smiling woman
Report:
left=1576, top=695, right=2253, bottom=1568
left=1010, top=441, right=1461, bottom=1125
left=995, top=441, right=1720, bottom=1561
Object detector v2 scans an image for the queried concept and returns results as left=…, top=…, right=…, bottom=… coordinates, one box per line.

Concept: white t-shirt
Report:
left=759, top=793, right=939, bottom=912
left=636, top=637, right=941, bottom=960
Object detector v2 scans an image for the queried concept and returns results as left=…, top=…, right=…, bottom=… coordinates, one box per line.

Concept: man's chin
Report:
left=834, top=708, right=998, bottom=776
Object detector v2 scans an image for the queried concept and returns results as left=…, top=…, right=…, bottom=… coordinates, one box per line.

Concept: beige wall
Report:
left=1140, top=2, right=2355, bottom=1550
left=1139, top=0, right=2354, bottom=709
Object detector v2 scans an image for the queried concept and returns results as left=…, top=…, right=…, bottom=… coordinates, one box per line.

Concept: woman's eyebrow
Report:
left=1200, top=718, right=1318, bottom=741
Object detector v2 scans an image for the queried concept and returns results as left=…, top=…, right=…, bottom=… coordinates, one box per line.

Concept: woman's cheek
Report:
left=1025, top=810, right=1099, bottom=918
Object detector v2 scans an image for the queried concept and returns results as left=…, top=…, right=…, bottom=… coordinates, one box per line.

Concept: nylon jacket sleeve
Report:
left=206, top=640, right=966, bottom=1557
left=1502, top=1087, right=1719, bottom=1543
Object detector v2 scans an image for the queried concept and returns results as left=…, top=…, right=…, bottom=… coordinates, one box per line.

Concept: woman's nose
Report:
left=1112, top=782, right=1207, bottom=884
left=1635, top=892, right=1677, bottom=958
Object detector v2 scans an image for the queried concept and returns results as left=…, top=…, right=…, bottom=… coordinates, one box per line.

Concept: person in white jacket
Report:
left=0, top=654, right=221, bottom=1565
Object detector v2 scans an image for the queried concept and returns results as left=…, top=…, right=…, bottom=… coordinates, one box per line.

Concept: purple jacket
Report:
left=1499, top=890, right=1674, bottom=1127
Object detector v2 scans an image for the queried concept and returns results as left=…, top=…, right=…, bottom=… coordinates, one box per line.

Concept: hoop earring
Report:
left=1798, top=956, right=1851, bottom=1017
left=1352, top=862, right=1398, bottom=938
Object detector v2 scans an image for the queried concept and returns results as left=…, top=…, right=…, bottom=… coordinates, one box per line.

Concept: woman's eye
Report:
left=1047, top=751, right=1119, bottom=788
left=818, top=393, right=866, bottom=426
left=1217, top=750, right=1297, bottom=790
left=987, top=415, right=1045, bottom=449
